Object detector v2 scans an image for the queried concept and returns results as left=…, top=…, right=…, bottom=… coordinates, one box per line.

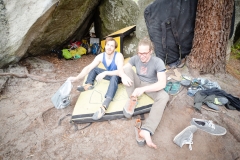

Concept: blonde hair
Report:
left=105, top=37, right=118, bottom=49
left=137, top=37, right=154, bottom=52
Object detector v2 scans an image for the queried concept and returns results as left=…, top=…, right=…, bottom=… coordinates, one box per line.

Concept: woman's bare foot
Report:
left=139, top=130, right=157, bottom=149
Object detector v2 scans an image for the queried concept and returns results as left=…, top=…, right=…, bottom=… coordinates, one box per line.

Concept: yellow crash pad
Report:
left=71, top=58, right=154, bottom=123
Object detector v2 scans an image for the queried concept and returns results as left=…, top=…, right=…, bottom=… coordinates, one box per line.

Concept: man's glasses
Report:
left=138, top=50, right=151, bottom=56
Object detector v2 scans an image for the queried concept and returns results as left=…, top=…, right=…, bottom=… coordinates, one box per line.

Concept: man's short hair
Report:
left=105, top=37, right=118, bottom=49
left=137, top=37, right=154, bottom=51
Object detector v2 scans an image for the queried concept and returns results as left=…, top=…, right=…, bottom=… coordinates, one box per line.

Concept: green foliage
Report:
left=231, top=43, right=240, bottom=59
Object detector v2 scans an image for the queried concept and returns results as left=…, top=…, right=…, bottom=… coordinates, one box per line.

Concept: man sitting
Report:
left=68, top=37, right=124, bottom=120
left=119, top=37, right=169, bottom=149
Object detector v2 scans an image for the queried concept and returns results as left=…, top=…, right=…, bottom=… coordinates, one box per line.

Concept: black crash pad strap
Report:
left=58, top=114, right=92, bottom=131
left=161, top=17, right=182, bottom=64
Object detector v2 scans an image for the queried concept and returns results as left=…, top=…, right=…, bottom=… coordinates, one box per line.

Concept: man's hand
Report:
left=67, top=77, right=78, bottom=82
left=121, top=74, right=133, bottom=87
left=132, top=87, right=145, bottom=97
left=96, top=72, right=106, bottom=82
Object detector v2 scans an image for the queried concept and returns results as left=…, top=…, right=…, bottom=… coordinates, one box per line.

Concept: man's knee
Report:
left=162, top=90, right=169, bottom=102
left=109, top=76, right=121, bottom=85
left=155, top=90, right=169, bottom=103
left=110, top=75, right=120, bottom=82
left=89, top=67, right=98, bottom=74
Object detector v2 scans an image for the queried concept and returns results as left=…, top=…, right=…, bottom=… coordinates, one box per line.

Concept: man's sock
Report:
left=102, top=98, right=112, bottom=109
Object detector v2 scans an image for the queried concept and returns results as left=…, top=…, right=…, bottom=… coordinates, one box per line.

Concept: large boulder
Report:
left=122, top=0, right=155, bottom=58
left=94, top=0, right=155, bottom=57
left=27, top=0, right=101, bottom=57
left=94, top=0, right=140, bottom=39
left=0, top=0, right=57, bottom=68
left=0, top=0, right=100, bottom=68
left=0, top=0, right=155, bottom=68
left=94, top=0, right=141, bottom=58
left=135, top=0, right=154, bottom=39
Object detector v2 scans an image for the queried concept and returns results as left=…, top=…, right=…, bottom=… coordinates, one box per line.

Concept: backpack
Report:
left=144, top=0, right=198, bottom=64
left=51, top=80, right=72, bottom=109
left=91, top=43, right=101, bottom=55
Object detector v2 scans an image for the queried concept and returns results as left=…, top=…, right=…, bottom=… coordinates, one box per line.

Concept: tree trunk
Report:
left=186, top=0, right=234, bottom=74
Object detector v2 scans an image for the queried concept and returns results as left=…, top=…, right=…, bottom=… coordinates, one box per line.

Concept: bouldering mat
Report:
left=71, top=59, right=154, bottom=123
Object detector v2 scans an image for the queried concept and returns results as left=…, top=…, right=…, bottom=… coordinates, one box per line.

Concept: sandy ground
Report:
left=0, top=54, right=240, bottom=160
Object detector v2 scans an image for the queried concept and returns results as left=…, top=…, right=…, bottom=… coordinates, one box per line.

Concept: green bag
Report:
left=62, top=49, right=72, bottom=59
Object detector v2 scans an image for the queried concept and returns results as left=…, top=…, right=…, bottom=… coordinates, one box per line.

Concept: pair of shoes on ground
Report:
left=168, top=59, right=185, bottom=69
left=124, top=99, right=146, bottom=146
left=173, top=118, right=227, bottom=150
left=187, top=86, right=205, bottom=97
left=134, top=119, right=146, bottom=146
left=181, top=77, right=205, bottom=96
left=123, top=96, right=138, bottom=118
left=173, top=125, right=197, bottom=150
left=191, top=118, right=226, bottom=135
left=164, top=81, right=182, bottom=95
left=184, top=78, right=205, bottom=97
left=184, top=78, right=221, bottom=97
left=123, top=98, right=145, bottom=146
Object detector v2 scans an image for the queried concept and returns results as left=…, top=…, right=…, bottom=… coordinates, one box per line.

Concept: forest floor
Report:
left=0, top=52, right=240, bottom=160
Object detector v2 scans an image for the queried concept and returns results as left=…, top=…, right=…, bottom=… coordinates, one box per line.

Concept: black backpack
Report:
left=144, top=0, right=198, bottom=65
